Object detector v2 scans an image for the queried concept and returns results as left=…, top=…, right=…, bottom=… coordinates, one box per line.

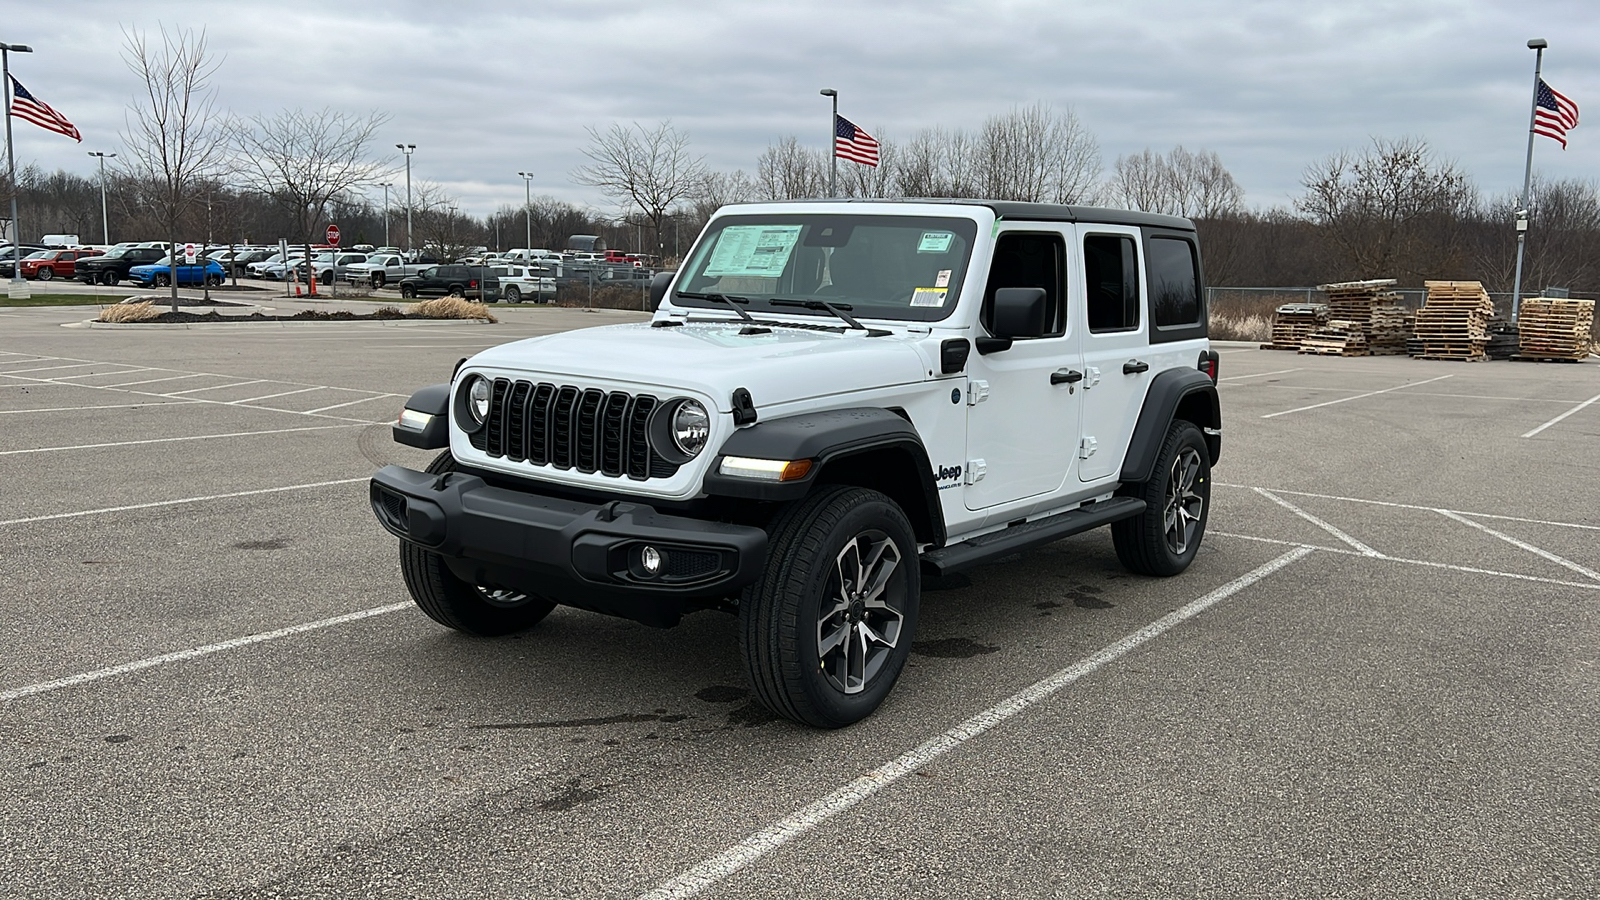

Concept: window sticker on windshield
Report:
left=703, top=225, right=803, bottom=277
left=935, top=269, right=951, bottom=288
left=917, top=232, right=954, bottom=253
left=910, top=287, right=948, bottom=308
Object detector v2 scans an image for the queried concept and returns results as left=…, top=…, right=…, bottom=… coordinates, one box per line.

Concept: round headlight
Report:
left=670, top=400, right=710, bottom=457
left=468, top=377, right=491, bottom=423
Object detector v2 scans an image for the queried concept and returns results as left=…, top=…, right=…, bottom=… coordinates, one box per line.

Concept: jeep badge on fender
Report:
left=370, top=200, right=1221, bottom=728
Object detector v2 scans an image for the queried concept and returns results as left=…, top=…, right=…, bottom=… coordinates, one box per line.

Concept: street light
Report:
left=378, top=182, right=392, bottom=248
left=87, top=151, right=117, bottom=245
left=517, top=171, right=533, bottom=255
left=3, top=42, right=35, bottom=285
left=396, top=143, right=415, bottom=255
left=1510, top=38, right=1550, bottom=322
left=820, top=87, right=838, bottom=198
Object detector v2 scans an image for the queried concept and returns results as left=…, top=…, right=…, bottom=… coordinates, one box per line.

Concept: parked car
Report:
left=491, top=265, right=556, bottom=303
left=127, top=256, right=227, bottom=288
left=256, top=256, right=308, bottom=281
left=75, top=245, right=167, bottom=286
left=221, top=249, right=273, bottom=276
left=396, top=264, right=497, bottom=301
left=19, top=248, right=103, bottom=281
left=343, top=252, right=439, bottom=288
left=0, top=244, right=51, bottom=278
left=291, top=251, right=369, bottom=285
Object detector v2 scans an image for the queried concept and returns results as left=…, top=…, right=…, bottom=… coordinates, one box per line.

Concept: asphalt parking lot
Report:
left=2, top=297, right=1598, bottom=899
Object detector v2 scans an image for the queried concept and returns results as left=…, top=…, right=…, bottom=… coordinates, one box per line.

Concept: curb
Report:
left=68, top=315, right=495, bottom=330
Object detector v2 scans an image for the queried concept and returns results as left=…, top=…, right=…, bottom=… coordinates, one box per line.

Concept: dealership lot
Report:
left=2, top=302, right=1597, bottom=899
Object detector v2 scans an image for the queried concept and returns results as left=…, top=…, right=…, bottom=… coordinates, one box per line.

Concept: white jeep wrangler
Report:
left=370, top=200, right=1221, bottom=727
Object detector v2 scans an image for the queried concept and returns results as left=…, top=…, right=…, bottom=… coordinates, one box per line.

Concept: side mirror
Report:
left=649, top=270, right=675, bottom=311
left=990, top=287, right=1049, bottom=338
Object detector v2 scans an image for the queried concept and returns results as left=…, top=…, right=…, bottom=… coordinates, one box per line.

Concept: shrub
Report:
left=98, top=301, right=160, bottom=323
left=411, top=297, right=498, bottom=322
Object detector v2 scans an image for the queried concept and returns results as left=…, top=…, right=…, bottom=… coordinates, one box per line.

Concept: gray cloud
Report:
left=5, top=0, right=1595, bottom=219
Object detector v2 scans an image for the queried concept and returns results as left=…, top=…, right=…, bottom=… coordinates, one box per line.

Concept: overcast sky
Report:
left=4, top=0, right=1596, bottom=222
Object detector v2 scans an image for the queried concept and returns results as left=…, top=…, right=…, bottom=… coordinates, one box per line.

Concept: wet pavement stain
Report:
left=471, top=712, right=689, bottom=730
left=104, top=735, right=133, bottom=744
left=695, top=685, right=748, bottom=704
left=724, top=702, right=781, bottom=728
left=1034, top=600, right=1063, bottom=610
left=1064, top=583, right=1114, bottom=609
left=913, top=637, right=1000, bottom=659
left=922, top=573, right=973, bottom=593
left=232, top=538, right=289, bottom=551
left=534, top=778, right=604, bottom=812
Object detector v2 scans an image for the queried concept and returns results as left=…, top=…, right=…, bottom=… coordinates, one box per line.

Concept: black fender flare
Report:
left=704, top=407, right=946, bottom=546
left=1118, top=368, right=1221, bottom=484
left=391, top=383, right=451, bottom=449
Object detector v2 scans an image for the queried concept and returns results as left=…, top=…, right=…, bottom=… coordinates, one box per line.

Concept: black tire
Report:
left=154, top=273, right=171, bottom=287
left=399, top=451, right=558, bottom=636
left=371, top=272, right=385, bottom=288
left=447, top=285, right=465, bottom=298
left=319, top=271, right=332, bottom=286
left=101, top=271, right=118, bottom=287
left=400, top=283, right=417, bottom=299
left=504, top=286, right=521, bottom=303
left=205, top=273, right=223, bottom=287
left=740, top=486, right=920, bottom=728
left=36, top=266, right=53, bottom=281
left=1112, top=420, right=1211, bottom=577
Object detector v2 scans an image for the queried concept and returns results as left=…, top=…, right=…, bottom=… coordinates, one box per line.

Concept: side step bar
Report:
left=920, top=496, right=1147, bottom=577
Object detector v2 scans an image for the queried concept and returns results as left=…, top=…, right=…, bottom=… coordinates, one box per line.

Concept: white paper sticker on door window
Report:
left=704, top=225, right=803, bottom=277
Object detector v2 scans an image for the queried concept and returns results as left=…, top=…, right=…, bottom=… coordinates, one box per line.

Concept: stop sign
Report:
left=325, top=224, right=340, bottom=247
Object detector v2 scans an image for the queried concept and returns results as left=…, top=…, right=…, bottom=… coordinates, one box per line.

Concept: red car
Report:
left=21, top=248, right=102, bottom=281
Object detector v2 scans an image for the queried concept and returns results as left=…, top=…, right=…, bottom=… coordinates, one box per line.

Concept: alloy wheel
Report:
left=1163, top=447, right=1205, bottom=555
left=816, top=529, right=906, bottom=694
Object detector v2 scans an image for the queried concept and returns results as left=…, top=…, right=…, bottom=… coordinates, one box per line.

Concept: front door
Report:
left=964, top=228, right=1082, bottom=511
left=1076, top=225, right=1151, bottom=482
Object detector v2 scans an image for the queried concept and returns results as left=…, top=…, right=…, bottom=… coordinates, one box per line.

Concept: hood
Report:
left=466, top=320, right=931, bottom=411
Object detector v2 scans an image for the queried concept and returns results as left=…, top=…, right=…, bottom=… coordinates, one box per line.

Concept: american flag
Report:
left=8, top=75, right=81, bottom=142
left=834, top=114, right=879, bottom=167
left=1533, top=78, right=1578, bottom=149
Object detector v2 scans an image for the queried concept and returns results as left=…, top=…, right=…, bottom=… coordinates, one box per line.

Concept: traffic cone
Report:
left=308, top=276, right=317, bottom=297
left=295, top=283, right=302, bottom=297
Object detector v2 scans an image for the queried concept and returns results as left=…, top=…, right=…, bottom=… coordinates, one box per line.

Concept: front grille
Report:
left=468, top=378, right=681, bottom=480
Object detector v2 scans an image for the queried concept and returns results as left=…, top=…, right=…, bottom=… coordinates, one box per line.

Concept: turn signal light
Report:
left=719, top=456, right=814, bottom=482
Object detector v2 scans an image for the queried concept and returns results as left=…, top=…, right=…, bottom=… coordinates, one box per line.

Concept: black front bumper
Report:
left=370, top=465, right=768, bottom=623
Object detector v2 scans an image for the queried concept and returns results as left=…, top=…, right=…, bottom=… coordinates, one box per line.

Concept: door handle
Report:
left=1123, top=359, right=1150, bottom=374
left=1051, top=369, right=1084, bottom=385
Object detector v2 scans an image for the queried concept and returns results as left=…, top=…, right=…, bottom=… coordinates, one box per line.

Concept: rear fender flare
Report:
left=1118, top=368, right=1220, bottom=484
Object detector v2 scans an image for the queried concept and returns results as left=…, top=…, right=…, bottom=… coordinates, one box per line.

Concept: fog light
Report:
left=640, top=545, right=662, bottom=576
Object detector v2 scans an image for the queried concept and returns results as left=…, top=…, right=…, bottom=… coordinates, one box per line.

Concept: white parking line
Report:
left=303, top=394, right=395, bottom=414
left=1253, top=488, right=1381, bottom=556
left=0, top=401, right=201, bottom=416
left=232, top=386, right=326, bottom=403
left=44, top=368, right=157, bottom=381
left=0, top=602, right=412, bottom=702
left=0, top=477, right=367, bottom=527
left=1218, top=367, right=1301, bottom=381
left=1435, top=509, right=1600, bottom=583
left=1215, top=484, right=1600, bottom=532
left=637, top=548, right=1313, bottom=900
left=97, top=373, right=207, bottom=387
left=1522, top=391, right=1600, bottom=438
left=0, top=423, right=365, bottom=456
left=162, top=380, right=269, bottom=396
left=0, top=363, right=100, bottom=374
left=1260, top=373, right=1455, bottom=418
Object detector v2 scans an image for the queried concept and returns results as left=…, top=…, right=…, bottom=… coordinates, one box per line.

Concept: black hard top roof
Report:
left=730, top=197, right=1195, bottom=232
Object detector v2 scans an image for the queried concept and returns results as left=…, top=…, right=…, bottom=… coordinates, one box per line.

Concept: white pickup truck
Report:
left=344, top=252, right=440, bottom=288
left=491, top=264, right=557, bottom=303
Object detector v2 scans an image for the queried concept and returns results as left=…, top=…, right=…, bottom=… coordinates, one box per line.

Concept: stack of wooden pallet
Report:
left=1261, top=303, right=1328, bottom=351
left=1514, top=297, right=1596, bottom=362
left=1413, top=281, right=1495, bottom=361
left=1318, top=279, right=1411, bottom=354
left=1298, top=319, right=1369, bottom=356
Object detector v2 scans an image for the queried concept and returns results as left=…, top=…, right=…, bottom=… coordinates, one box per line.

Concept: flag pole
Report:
left=1510, top=38, right=1547, bottom=324
left=820, top=88, right=838, bottom=198
left=2, top=46, right=22, bottom=286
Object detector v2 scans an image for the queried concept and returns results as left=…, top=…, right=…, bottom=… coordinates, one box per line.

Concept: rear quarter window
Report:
left=1145, top=234, right=1206, bottom=343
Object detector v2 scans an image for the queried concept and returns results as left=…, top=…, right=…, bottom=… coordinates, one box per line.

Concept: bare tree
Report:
left=1111, top=146, right=1244, bottom=218
left=573, top=120, right=707, bottom=262
left=839, top=136, right=898, bottom=199
left=977, top=102, right=1100, bottom=203
left=1296, top=137, right=1476, bottom=279
left=755, top=136, right=826, bottom=200
left=230, top=107, right=389, bottom=287
left=118, top=25, right=228, bottom=311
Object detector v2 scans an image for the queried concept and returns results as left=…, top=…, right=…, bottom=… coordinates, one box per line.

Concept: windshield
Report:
left=674, top=213, right=977, bottom=323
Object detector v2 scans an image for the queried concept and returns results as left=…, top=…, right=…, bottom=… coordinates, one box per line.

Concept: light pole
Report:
left=396, top=143, right=415, bottom=255
left=1510, top=38, right=1548, bottom=323
left=87, top=151, right=116, bottom=245
left=3, top=42, right=35, bottom=286
left=517, top=171, right=533, bottom=254
left=378, top=182, right=392, bottom=248
left=820, top=87, right=838, bottom=198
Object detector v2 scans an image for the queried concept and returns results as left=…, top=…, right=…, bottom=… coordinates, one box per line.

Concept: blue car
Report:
left=127, top=256, right=227, bottom=288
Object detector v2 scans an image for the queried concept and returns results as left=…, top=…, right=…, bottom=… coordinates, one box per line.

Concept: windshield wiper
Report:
left=674, top=291, right=771, bottom=334
left=676, top=291, right=755, bottom=322
left=768, top=298, right=890, bottom=336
